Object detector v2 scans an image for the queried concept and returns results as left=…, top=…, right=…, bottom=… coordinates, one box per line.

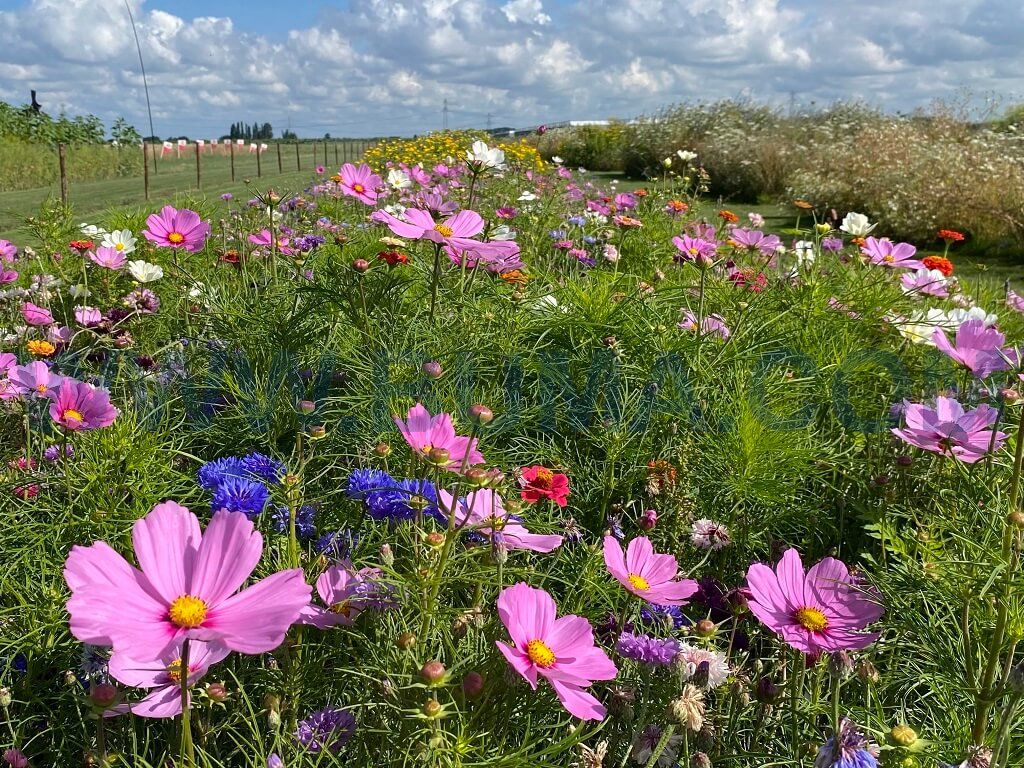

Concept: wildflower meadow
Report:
left=3, top=133, right=1024, bottom=768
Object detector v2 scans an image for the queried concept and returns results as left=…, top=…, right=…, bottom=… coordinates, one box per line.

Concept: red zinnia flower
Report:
left=519, top=465, right=570, bottom=507
left=219, top=249, right=241, bottom=265
left=921, top=255, right=953, bottom=276
left=377, top=250, right=409, bottom=266
left=69, top=240, right=94, bottom=253
left=938, top=229, right=965, bottom=242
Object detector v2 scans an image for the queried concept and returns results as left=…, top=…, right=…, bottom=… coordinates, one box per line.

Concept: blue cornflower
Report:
left=293, top=234, right=326, bottom=252
left=566, top=215, right=586, bottom=226
left=212, top=475, right=270, bottom=519
left=241, top=452, right=285, bottom=485
left=346, top=469, right=395, bottom=500
left=198, top=456, right=246, bottom=491
left=273, top=505, right=317, bottom=539
left=295, top=707, right=356, bottom=754
left=365, top=478, right=441, bottom=524
left=639, top=604, right=689, bottom=632
left=315, top=529, right=359, bottom=561
left=548, top=229, right=567, bottom=239
left=616, top=632, right=681, bottom=667
left=814, top=719, right=880, bottom=768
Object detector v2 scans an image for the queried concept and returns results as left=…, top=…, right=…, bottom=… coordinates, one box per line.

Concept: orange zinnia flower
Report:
left=718, top=209, right=739, bottom=223
left=28, top=340, right=56, bottom=357
left=937, top=229, right=965, bottom=242
left=922, top=255, right=954, bottom=276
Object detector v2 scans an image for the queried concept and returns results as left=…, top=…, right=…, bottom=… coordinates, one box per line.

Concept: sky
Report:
left=0, top=0, right=1021, bottom=139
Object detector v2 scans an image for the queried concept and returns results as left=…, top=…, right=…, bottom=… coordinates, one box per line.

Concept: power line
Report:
left=124, top=0, right=157, bottom=172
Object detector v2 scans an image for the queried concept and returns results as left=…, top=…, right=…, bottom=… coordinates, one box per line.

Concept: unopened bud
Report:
left=426, top=532, right=445, bottom=548
left=397, top=632, right=417, bottom=651
left=895, top=454, right=913, bottom=468
left=694, top=619, right=716, bottom=638
left=857, top=659, right=880, bottom=684
left=0, top=688, right=10, bottom=707
left=206, top=682, right=228, bottom=702
left=421, top=361, right=443, bottom=379
left=374, top=441, right=391, bottom=457
left=754, top=677, right=782, bottom=704
left=827, top=651, right=853, bottom=679
left=427, top=447, right=451, bottom=467
left=308, top=425, right=327, bottom=440
left=420, top=660, right=447, bottom=686
left=267, top=709, right=281, bottom=728
left=422, top=698, right=443, bottom=718
left=1008, top=511, right=1024, bottom=529
left=464, top=468, right=490, bottom=487
left=352, top=258, right=370, bottom=273
left=888, top=724, right=918, bottom=748
left=638, top=508, right=658, bottom=532
left=379, top=543, right=394, bottom=566
left=297, top=399, right=315, bottom=414
left=89, top=683, right=118, bottom=710
left=461, top=671, right=485, bottom=699
left=468, top=404, right=493, bottom=425
left=691, top=752, right=712, bottom=768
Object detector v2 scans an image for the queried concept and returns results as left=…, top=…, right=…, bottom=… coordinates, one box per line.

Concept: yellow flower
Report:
left=28, top=340, right=56, bottom=357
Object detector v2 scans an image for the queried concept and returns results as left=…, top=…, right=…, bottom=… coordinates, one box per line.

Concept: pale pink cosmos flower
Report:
left=46, top=379, right=118, bottom=430
left=495, top=582, right=617, bottom=721
left=89, top=247, right=126, bottom=270
left=106, top=639, right=229, bottom=718
left=0, top=352, right=16, bottom=376
left=393, top=403, right=484, bottom=472
left=437, top=488, right=563, bottom=553
left=297, top=562, right=386, bottom=629
left=747, top=548, right=882, bottom=655
left=892, top=396, right=1006, bottom=463
left=64, top=501, right=312, bottom=662
left=74, top=306, right=103, bottom=326
left=860, top=237, right=924, bottom=270
left=339, top=163, right=383, bottom=205
left=21, top=302, right=53, bottom=326
left=374, top=208, right=485, bottom=249
left=248, top=229, right=294, bottom=256
left=1006, top=289, right=1024, bottom=314
left=932, top=319, right=1008, bottom=378
left=603, top=536, right=699, bottom=605
left=678, top=310, right=730, bottom=340
left=142, top=206, right=210, bottom=252
left=900, top=267, right=948, bottom=298
left=729, top=228, right=781, bottom=256
left=8, top=361, right=63, bottom=397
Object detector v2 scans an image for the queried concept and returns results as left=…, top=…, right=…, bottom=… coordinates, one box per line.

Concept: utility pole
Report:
left=486, top=112, right=493, bottom=131
left=442, top=98, right=449, bottom=131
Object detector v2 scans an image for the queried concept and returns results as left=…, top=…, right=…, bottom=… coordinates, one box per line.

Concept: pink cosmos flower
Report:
left=64, top=501, right=312, bottom=662
left=678, top=310, right=730, bottom=339
left=603, top=536, right=699, bottom=605
left=8, top=361, right=63, bottom=397
left=1007, top=288, right=1024, bottom=314
left=248, top=229, right=294, bottom=256
left=892, top=396, right=1006, bottom=463
left=298, top=562, right=386, bottom=629
left=860, top=237, right=924, bottom=269
left=374, top=208, right=485, bottom=249
left=0, top=239, right=17, bottom=262
left=106, top=639, right=229, bottom=718
left=447, top=240, right=524, bottom=273
left=74, top=306, right=103, bottom=326
left=900, top=267, right=948, bottom=298
left=339, top=163, right=382, bottom=205
left=21, top=302, right=53, bottom=326
left=746, top=548, right=882, bottom=655
left=729, top=228, right=781, bottom=256
left=393, top=403, right=484, bottom=472
left=0, top=267, right=17, bottom=284
left=142, top=206, right=210, bottom=252
left=495, top=582, right=617, bottom=721
left=0, top=353, right=16, bottom=376
left=672, top=234, right=717, bottom=266
left=89, top=247, right=126, bottom=270
left=932, top=319, right=1008, bottom=378
left=438, top=488, right=563, bottom=553
left=46, top=379, right=118, bottom=430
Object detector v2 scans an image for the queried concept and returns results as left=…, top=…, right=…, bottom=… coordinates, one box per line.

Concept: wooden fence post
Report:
left=334, top=143, right=338, bottom=165
left=195, top=142, right=201, bottom=188
left=313, top=142, right=317, bottom=167
left=256, top=144, right=262, bottom=177
left=230, top=140, right=236, bottom=182
left=277, top=142, right=283, bottom=173
left=143, top=143, right=150, bottom=200
left=57, top=143, right=68, bottom=205
left=323, top=140, right=328, bottom=167
left=295, top=142, right=300, bottom=171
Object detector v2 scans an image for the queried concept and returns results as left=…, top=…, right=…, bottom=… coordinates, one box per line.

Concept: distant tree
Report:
left=110, top=117, right=142, bottom=145
left=281, top=128, right=297, bottom=141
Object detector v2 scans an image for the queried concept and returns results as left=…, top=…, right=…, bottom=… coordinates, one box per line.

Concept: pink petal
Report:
left=496, top=582, right=555, bottom=649
left=602, top=536, right=628, bottom=581
left=200, top=569, right=311, bottom=654
left=496, top=640, right=538, bottom=688
left=446, top=210, right=484, bottom=238
left=776, top=549, right=808, bottom=607
left=189, top=510, right=262, bottom=606
left=547, top=678, right=606, bottom=721
left=132, top=501, right=201, bottom=604
left=624, top=536, right=654, bottom=574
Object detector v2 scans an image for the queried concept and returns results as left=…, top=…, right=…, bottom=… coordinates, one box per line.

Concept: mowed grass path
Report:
left=0, top=143, right=368, bottom=240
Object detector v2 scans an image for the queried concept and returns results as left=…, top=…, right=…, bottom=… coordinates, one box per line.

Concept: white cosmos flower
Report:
left=68, top=284, right=91, bottom=299
left=467, top=140, right=505, bottom=170
left=127, top=260, right=163, bottom=283
left=794, top=240, right=816, bottom=266
left=676, top=149, right=698, bottom=163
left=839, top=212, right=875, bottom=236
left=490, top=225, right=515, bottom=241
left=79, top=223, right=107, bottom=237
left=550, top=156, right=563, bottom=164
left=387, top=169, right=411, bottom=190
left=100, top=229, right=137, bottom=255
left=948, top=306, right=998, bottom=327
left=518, top=191, right=538, bottom=202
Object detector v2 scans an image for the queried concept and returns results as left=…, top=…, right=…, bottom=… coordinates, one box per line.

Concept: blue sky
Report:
left=0, top=0, right=1021, bottom=139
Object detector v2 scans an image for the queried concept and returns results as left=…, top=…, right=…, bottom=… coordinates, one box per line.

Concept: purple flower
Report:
left=273, top=505, right=316, bottom=539
left=241, top=452, right=285, bottom=484
left=198, top=457, right=247, bottom=490
left=639, top=604, right=688, bottom=631
left=933, top=319, right=1008, bottom=378
left=729, top=228, right=781, bottom=256
left=814, top=718, right=879, bottom=768
left=616, top=631, right=682, bottom=666
left=892, top=396, right=1007, bottom=464
left=123, top=287, right=160, bottom=314
left=211, top=476, right=270, bottom=519
left=672, top=234, right=717, bottom=266
left=821, top=237, right=844, bottom=252
left=295, top=707, right=356, bottom=753
left=861, top=237, right=924, bottom=270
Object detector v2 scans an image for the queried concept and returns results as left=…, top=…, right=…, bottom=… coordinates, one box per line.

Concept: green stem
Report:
left=179, top=639, right=194, bottom=768
left=428, top=242, right=443, bottom=324
left=643, top=724, right=677, bottom=768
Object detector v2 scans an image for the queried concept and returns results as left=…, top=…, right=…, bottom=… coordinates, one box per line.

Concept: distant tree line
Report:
left=0, top=99, right=140, bottom=145
left=227, top=121, right=274, bottom=140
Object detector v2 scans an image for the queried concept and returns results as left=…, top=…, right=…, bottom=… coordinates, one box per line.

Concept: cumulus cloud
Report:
left=0, top=0, right=1020, bottom=139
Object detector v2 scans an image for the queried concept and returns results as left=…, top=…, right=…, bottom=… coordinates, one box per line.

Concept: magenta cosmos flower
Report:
left=46, top=379, right=118, bottom=430
left=21, top=302, right=53, bottom=326
left=729, top=228, right=781, bottom=256
left=603, top=536, right=699, bottom=605
left=746, top=548, right=882, bottom=655
left=672, top=234, right=717, bottom=266
left=860, top=237, right=924, bottom=269
left=8, top=361, right=63, bottom=397
left=394, top=403, right=484, bottom=471
left=142, top=206, right=210, bottom=252
left=64, top=501, right=311, bottom=662
left=678, top=310, right=731, bottom=340
left=438, top=488, right=563, bottom=553
left=892, top=396, right=1006, bottom=463
left=106, top=638, right=228, bottom=718
left=495, top=582, right=617, bottom=720
left=339, top=163, right=383, bottom=205
left=932, top=318, right=1008, bottom=378
left=297, top=561, right=385, bottom=629
left=375, top=208, right=485, bottom=249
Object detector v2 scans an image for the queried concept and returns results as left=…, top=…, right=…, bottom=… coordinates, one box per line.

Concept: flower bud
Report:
left=895, top=454, right=913, bottom=468
left=426, top=532, right=445, bottom=548
left=308, top=425, right=327, bottom=440
left=815, top=223, right=832, bottom=235
left=421, top=361, right=443, bottom=379
left=1008, top=511, right=1024, bottom=529
left=374, top=441, right=391, bottom=457
left=873, top=474, right=891, bottom=487
left=89, top=682, right=119, bottom=710
left=397, top=632, right=417, bottom=651
left=888, top=724, right=918, bottom=747
left=264, top=693, right=280, bottom=713
left=427, top=447, right=451, bottom=467
left=63, top=670, right=77, bottom=686
left=827, top=651, right=853, bottom=679
left=468, top=404, right=493, bottom=425
left=691, top=752, right=712, bottom=768
left=461, top=671, right=485, bottom=699
left=638, top=508, right=658, bottom=532
left=857, top=659, right=880, bottom=684
left=694, top=619, right=716, bottom=638
left=0, top=688, right=10, bottom=708
left=753, top=677, right=782, bottom=704
left=267, top=709, right=281, bottom=728
left=297, top=399, right=315, bottom=414
left=206, top=682, right=228, bottom=702
left=268, top=754, right=284, bottom=768
left=464, top=467, right=490, bottom=487
left=379, top=543, right=394, bottom=566
left=352, top=258, right=369, bottom=273
left=422, top=698, right=443, bottom=718
left=420, top=660, right=447, bottom=686
left=1007, top=662, right=1024, bottom=693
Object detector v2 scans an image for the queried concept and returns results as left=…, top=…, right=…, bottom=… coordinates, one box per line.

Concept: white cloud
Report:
left=0, top=0, right=1020, bottom=139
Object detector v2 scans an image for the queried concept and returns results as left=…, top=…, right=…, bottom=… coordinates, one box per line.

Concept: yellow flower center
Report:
left=115, top=243, right=125, bottom=251
left=484, top=516, right=507, bottom=531
left=330, top=601, right=354, bottom=617
left=63, top=408, right=84, bottom=423
left=168, top=232, right=185, bottom=244
left=794, top=607, right=829, bottom=632
left=525, top=638, right=556, bottom=668
left=168, top=595, right=208, bottom=628
left=166, top=658, right=183, bottom=684
left=627, top=573, right=650, bottom=591
left=882, top=254, right=894, bottom=263
left=535, top=468, right=553, bottom=485
left=434, top=223, right=454, bottom=238
left=353, top=183, right=365, bottom=193
left=35, top=384, right=47, bottom=393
